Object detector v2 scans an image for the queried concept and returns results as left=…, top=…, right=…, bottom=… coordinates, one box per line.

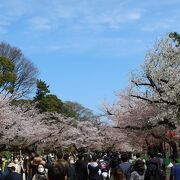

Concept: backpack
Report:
left=145, top=160, right=165, bottom=180
left=88, top=163, right=100, bottom=180
left=157, top=168, right=166, bottom=180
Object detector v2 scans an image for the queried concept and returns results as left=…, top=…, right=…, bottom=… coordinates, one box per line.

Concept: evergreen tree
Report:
left=34, top=80, right=50, bottom=100
left=34, top=80, right=63, bottom=113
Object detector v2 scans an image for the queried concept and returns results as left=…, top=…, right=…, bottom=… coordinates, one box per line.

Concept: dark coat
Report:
left=88, top=163, right=100, bottom=180
left=68, top=164, right=75, bottom=180
left=4, top=172, right=22, bottom=180
left=144, top=158, right=165, bottom=180
left=74, top=159, right=88, bottom=180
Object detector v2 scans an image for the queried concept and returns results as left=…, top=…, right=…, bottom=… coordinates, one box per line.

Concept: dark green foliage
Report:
left=61, top=103, right=77, bottom=118
left=0, top=56, right=16, bottom=93
left=169, top=32, right=180, bottom=47
left=0, top=151, right=11, bottom=159
left=11, top=99, right=32, bottom=106
left=34, top=80, right=96, bottom=120
left=37, top=94, right=63, bottom=113
left=35, top=79, right=50, bottom=100
left=34, top=80, right=63, bottom=113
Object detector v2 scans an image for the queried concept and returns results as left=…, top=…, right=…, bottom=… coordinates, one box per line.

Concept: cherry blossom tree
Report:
left=104, top=34, right=180, bottom=153
left=102, top=89, right=158, bottom=150
left=130, top=35, right=180, bottom=127
left=0, top=95, right=107, bottom=152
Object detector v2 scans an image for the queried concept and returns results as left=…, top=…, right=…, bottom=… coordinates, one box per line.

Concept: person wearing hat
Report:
left=4, top=163, right=22, bottom=180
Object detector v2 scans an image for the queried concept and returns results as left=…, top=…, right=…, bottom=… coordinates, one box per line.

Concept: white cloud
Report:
left=0, top=15, right=15, bottom=34
left=127, top=12, right=141, bottom=20
left=28, top=17, right=52, bottom=31
left=0, top=0, right=144, bottom=34
left=25, top=1, right=143, bottom=31
left=0, top=0, right=179, bottom=65
left=0, top=0, right=31, bottom=34
left=77, top=10, right=142, bottom=30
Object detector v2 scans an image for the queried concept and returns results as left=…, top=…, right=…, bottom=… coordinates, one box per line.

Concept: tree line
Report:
left=0, top=32, right=180, bottom=154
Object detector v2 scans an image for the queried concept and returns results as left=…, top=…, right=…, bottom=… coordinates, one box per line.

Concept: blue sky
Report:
left=0, top=0, right=180, bottom=114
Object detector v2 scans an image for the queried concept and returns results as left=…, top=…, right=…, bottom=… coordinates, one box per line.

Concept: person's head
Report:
left=92, top=155, right=97, bottom=162
left=147, top=145, right=158, bottom=158
left=172, top=157, right=180, bottom=164
left=83, top=153, right=90, bottom=163
left=69, top=156, right=75, bottom=164
left=114, top=167, right=124, bottom=180
left=134, top=160, right=145, bottom=175
left=13, top=157, right=19, bottom=164
left=48, top=164, right=66, bottom=180
left=37, top=164, right=45, bottom=173
left=77, top=154, right=83, bottom=160
left=63, top=153, right=69, bottom=161
left=121, top=153, right=129, bottom=162
left=147, top=150, right=157, bottom=159
left=33, top=156, right=43, bottom=166
left=136, top=153, right=141, bottom=159
left=56, top=150, right=63, bottom=160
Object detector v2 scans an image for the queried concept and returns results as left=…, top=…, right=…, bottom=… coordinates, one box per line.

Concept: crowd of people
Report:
left=0, top=148, right=180, bottom=180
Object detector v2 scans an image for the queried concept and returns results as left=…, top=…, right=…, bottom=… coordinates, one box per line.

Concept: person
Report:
left=54, top=150, right=69, bottom=178
left=113, top=167, right=125, bottom=180
left=1, top=157, right=7, bottom=173
left=109, top=152, right=121, bottom=178
left=32, top=164, right=47, bottom=180
left=46, top=154, right=53, bottom=165
left=63, top=154, right=69, bottom=162
left=99, top=155, right=109, bottom=180
left=157, top=153, right=164, bottom=170
left=88, top=155, right=100, bottom=180
left=30, top=153, right=42, bottom=179
left=34, top=150, right=69, bottom=179
left=19, top=156, right=26, bottom=180
left=4, top=163, right=22, bottom=180
left=0, top=166, right=5, bottom=180
left=74, top=154, right=88, bottom=180
left=23, top=156, right=30, bottom=180
left=130, top=160, right=145, bottom=180
left=48, top=163, right=67, bottom=180
left=68, top=156, right=75, bottom=180
left=136, top=153, right=141, bottom=161
left=119, top=153, right=131, bottom=180
left=7, top=157, right=22, bottom=175
left=144, top=150, right=165, bottom=180
left=169, top=159, right=180, bottom=180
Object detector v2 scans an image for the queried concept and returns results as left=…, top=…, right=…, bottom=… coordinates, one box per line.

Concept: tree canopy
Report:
left=34, top=80, right=63, bottom=113
left=0, top=56, right=16, bottom=95
left=0, top=42, right=38, bottom=98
